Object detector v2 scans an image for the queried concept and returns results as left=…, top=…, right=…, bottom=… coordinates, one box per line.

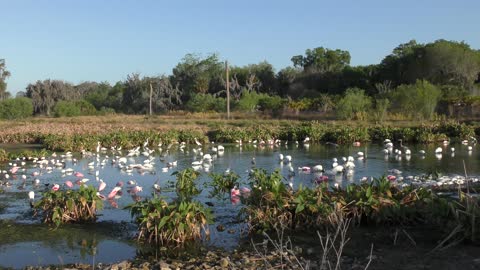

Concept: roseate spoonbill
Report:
left=96, top=192, right=106, bottom=200
left=52, top=184, right=60, bottom=191
left=129, top=185, right=143, bottom=194
left=98, top=180, right=106, bottom=192
left=9, top=166, right=20, bottom=174
left=108, top=186, right=122, bottom=199
left=230, top=187, right=240, bottom=197
left=74, top=172, right=84, bottom=178
left=65, top=180, right=73, bottom=188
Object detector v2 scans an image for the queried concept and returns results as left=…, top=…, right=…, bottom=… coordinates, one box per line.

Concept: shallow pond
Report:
left=0, top=141, right=479, bottom=268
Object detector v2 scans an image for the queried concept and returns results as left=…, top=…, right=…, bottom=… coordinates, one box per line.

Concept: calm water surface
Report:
left=0, top=142, right=478, bottom=268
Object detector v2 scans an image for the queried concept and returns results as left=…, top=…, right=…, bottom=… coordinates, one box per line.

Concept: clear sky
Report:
left=2, top=0, right=479, bottom=94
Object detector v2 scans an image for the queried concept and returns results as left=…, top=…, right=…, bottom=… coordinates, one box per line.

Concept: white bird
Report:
left=435, top=147, right=443, bottom=154
left=194, top=138, right=202, bottom=146
left=312, top=165, right=324, bottom=172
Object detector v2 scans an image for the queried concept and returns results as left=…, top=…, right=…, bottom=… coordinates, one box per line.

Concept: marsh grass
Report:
left=0, top=115, right=476, bottom=150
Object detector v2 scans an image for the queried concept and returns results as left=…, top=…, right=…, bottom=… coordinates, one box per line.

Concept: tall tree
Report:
left=25, top=80, right=76, bottom=115
left=171, top=53, right=224, bottom=101
left=0, top=59, right=11, bottom=100
left=122, top=74, right=182, bottom=114
left=291, top=47, right=351, bottom=73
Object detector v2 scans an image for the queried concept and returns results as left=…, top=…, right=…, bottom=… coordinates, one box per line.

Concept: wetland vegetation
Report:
left=1, top=38, right=480, bottom=268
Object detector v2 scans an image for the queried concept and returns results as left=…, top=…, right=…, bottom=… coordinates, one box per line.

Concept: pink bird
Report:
left=74, top=172, right=84, bottom=178
left=240, top=187, right=251, bottom=198
left=96, top=192, right=106, bottom=200
left=231, top=196, right=241, bottom=205
left=98, top=180, right=106, bottom=192
left=129, top=185, right=143, bottom=194
left=65, top=180, right=74, bottom=188
left=32, top=171, right=40, bottom=177
left=314, top=175, right=329, bottom=184
left=108, top=186, right=122, bottom=199
left=9, top=166, right=20, bottom=174
left=387, top=175, right=396, bottom=181
left=108, top=199, right=119, bottom=208
left=51, top=184, right=60, bottom=191
left=231, top=187, right=241, bottom=197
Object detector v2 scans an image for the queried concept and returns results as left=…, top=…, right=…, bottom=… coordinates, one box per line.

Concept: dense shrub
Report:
left=258, top=95, right=286, bottom=116
left=390, top=80, right=441, bottom=120
left=52, top=100, right=97, bottom=117
left=235, top=91, right=268, bottom=112
left=336, top=87, right=372, bottom=120
left=0, top=97, right=33, bottom=119
left=186, top=94, right=225, bottom=112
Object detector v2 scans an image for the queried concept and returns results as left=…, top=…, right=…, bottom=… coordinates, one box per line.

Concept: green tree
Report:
left=422, top=40, right=480, bottom=90
left=0, top=59, right=11, bottom=100
left=25, top=80, right=77, bottom=115
left=291, top=47, right=351, bottom=73
left=336, top=88, right=371, bottom=120
left=276, top=67, right=301, bottom=97
left=171, top=53, right=224, bottom=101
left=0, top=97, right=33, bottom=119
left=122, top=74, right=181, bottom=114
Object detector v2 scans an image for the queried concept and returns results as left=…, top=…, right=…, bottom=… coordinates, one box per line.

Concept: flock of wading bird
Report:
left=0, top=135, right=478, bottom=208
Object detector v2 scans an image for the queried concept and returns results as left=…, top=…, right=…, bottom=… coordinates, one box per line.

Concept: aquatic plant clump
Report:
left=127, top=196, right=212, bottom=245
left=33, top=185, right=103, bottom=227
left=242, top=170, right=450, bottom=233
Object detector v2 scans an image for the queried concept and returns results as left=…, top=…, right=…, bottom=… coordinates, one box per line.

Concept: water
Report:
left=0, top=142, right=478, bottom=268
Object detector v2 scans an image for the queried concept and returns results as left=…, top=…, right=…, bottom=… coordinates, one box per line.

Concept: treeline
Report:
left=1, top=39, right=480, bottom=120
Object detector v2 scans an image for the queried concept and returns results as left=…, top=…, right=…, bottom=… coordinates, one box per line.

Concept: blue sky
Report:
left=2, top=0, right=479, bottom=94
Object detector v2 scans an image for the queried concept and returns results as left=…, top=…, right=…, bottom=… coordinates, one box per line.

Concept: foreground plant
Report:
left=207, top=171, right=240, bottom=199
left=127, top=195, right=212, bottom=245
left=173, top=168, right=201, bottom=198
left=33, top=185, right=103, bottom=227
left=243, top=171, right=446, bottom=233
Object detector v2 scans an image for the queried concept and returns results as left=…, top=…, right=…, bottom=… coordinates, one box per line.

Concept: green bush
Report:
left=336, top=87, right=372, bottom=120
left=0, top=97, right=33, bottom=119
left=127, top=196, right=212, bottom=245
left=186, top=94, right=225, bottom=112
left=53, top=100, right=97, bottom=117
left=390, top=80, right=441, bottom=120
left=258, top=95, right=286, bottom=115
left=235, top=91, right=268, bottom=112
left=34, top=185, right=103, bottom=227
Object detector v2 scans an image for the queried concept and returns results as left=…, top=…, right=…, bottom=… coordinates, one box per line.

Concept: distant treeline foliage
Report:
left=0, top=39, right=479, bottom=120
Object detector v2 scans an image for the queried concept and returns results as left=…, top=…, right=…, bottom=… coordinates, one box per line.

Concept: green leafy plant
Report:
left=208, top=171, right=240, bottom=199
left=173, top=168, right=201, bottom=198
left=127, top=195, right=212, bottom=245
left=33, top=185, right=103, bottom=227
